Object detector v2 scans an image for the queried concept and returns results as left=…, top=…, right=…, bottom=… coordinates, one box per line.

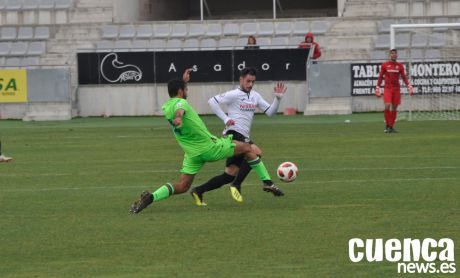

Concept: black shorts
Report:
left=224, top=130, right=253, bottom=167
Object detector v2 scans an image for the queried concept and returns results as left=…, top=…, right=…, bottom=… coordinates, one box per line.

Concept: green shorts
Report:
left=180, top=135, right=236, bottom=175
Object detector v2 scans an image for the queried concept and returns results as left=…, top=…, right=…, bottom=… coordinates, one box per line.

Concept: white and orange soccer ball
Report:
left=277, top=162, right=299, bottom=183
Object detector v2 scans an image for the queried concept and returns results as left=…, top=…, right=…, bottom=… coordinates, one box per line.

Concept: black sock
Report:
left=263, top=180, right=274, bottom=186
left=231, top=160, right=252, bottom=192
left=194, top=172, right=235, bottom=194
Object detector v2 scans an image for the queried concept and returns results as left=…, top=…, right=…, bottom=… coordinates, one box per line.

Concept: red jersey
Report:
left=298, top=33, right=321, bottom=59
left=377, top=61, right=409, bottom=89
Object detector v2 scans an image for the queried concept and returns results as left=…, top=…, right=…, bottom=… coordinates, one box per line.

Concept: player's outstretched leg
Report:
left=130, top=174, right=194, bottom=214
left=130, top=190, right=153, bottom=213
left=130, top=182, right=173, bottom=214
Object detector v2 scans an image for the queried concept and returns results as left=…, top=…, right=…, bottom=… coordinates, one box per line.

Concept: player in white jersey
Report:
left=190, top=67, right=287, bottom=206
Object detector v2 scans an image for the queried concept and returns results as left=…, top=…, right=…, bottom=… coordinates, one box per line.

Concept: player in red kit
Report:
left=375, top=49, right=414, bottom=133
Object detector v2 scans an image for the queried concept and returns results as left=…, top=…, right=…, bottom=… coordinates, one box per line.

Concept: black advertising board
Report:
left=77, top=52, right=100, bottom=85
left=78, top=52, right=155, bottom=85
left=77, top=49, right=308, bottom=85
left=154, top=50, right=232, bottom=83
left=351, top=62, right=460, bottom=96
left=232, top=49, right=307, bottom=81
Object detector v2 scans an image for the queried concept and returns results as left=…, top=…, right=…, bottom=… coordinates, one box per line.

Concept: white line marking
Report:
left=1, top=166, right=459, bottom=178
left=0, top=177, right=457, bottom=193
left=305, top=177, right=458, bottom=184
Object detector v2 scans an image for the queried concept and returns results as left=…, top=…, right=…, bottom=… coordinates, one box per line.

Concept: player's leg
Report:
left=130, top=155, right=202, bottom=213
left=131, top=174, right=195, bottom=213
left=0, top=141, right=13, bottom=163
left=389, top=90, right=401, bottom=132
left=389, top=104, right=399, bottom=132
left=383, top=89, right=393, bottom=132
left=233, top=141, right=284, bottom=197
left=230, top=144, right=262, bottom=195
left=191, top=135, right=258, bottom=204
left=190, top=163, right=238, bottom=206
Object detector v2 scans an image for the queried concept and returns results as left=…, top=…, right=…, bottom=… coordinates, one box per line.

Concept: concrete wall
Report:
left=28, top=69, right=70, bottom=102
left=149, top=0, right=190, bottom=21
left=113, top=0, right=141, bottom=23
left=0, top=69, right=71, bottom=120
left=77, top=81, right=308, bottom=117
left=337, top=0, right=346, bottom=17
left=308, top=63, right=351, bottom=98
left=306, top=61, right=460, bottom=115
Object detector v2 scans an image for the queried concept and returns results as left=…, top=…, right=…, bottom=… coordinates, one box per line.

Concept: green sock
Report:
left=152, top=183, right=174, bottom=202
left=247, top=157, right=271, bottom=181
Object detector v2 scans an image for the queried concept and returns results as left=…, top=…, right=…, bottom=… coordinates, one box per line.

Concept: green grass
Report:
left=0, top=114, right=459, bottom=277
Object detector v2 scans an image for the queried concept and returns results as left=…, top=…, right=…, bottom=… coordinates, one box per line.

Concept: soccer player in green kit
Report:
left=130, top=69, right=282, bottom=213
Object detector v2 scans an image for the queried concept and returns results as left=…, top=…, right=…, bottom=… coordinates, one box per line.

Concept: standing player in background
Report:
left=375, top=49, right=414, bottom=133
left=190, top=67, right=286, bottom=206
left=130, top=69, right=282, bottom=214
left=0, top=141, right=13, bottom=163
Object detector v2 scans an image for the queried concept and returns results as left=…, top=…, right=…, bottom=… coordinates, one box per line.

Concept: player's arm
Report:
left=182, top=68, right=193, bottom=83
left=313, top=43, right=321, bottom=59
left=375, top=63, right=385, bottom=97
left=208, top=96, right=234, bottom=126
left=400, top=65, right=414, bottom=95
left=257, top=82, right=287, bottom=117
left=173, top=109, right=185, bottom=127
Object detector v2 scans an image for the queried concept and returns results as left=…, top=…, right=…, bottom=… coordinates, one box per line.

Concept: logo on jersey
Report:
left=240, top=103, right=256, bottom=112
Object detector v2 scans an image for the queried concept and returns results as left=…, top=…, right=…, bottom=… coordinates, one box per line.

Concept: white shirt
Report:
left=208, top=87, right=280, bottom=138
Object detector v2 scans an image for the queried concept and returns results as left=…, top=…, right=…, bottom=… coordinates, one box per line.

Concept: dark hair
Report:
left=390, top=48, right=398, bottom=53
left=247, top=35, right=257, bottom=45
left=240, top=67, right=257, bottom=78
left=167, top=78, right=186, bottom=97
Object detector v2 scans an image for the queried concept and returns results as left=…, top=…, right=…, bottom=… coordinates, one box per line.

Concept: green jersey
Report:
left=162, top=98, right=217, bottom=157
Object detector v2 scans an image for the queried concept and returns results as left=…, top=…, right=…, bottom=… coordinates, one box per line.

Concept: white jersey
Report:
left=210, top=88, right=272, bottom=138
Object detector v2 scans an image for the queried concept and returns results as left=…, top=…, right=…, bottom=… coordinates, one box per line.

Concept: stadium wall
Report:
left=306, top=61, right=460, bottom=115
left=0, top=69, right=71, bottom=120
left=113, top=0, right=141, bottom=23
left=306, top=61, right=414, bottom=115
left=77, top=81, right=307, bottom=117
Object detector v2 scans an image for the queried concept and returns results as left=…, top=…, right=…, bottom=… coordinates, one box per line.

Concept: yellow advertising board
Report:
left=0, top=69, right=28, bottom=103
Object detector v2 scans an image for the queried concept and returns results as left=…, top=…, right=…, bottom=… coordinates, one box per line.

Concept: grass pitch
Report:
left=0, top=114, right=459, bottom=277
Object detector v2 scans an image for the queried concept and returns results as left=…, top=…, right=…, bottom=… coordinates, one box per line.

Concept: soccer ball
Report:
left=277, top=162, right=299, bottom=183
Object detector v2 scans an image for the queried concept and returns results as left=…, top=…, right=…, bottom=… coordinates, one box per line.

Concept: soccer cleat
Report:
left=190, top=188, right=207, bottom=206
left=130, top=191, right=153, bottom=214
left=0, top=155, right=13, bottom=163
left=262, top=184, right=284, bottom=197
left=230, top=186, right=243, bottom=203
left=389, top=127, right=398, bottom=133
left=384, top=125, right=390, bottom=133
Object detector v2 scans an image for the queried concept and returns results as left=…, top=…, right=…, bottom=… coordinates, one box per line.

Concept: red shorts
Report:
left=383, top=88, right=401, bottom=105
